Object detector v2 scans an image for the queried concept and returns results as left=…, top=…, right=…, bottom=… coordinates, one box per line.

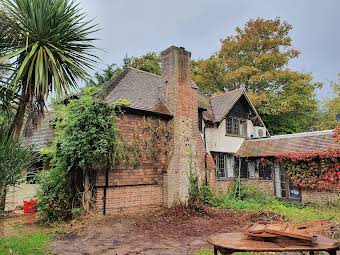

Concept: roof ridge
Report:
left=126, top=67, right=162, bottom=78
left=210, top=87, right=244, bottom=99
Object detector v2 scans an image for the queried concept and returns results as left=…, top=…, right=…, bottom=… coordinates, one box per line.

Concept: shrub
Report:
left=229, top=181, right=273, bottom=202
left=36, top=86, right=128, bottom=223
left=36, top=167, right=72, bottom=223
left=0, top=127, right=32, bottom=212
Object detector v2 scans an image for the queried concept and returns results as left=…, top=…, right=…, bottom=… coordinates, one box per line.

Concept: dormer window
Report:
left=226, top=117, right=247, bottom=137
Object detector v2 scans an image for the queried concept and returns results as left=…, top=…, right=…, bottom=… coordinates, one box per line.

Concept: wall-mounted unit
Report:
left=253, top=126, right=267, bottom=138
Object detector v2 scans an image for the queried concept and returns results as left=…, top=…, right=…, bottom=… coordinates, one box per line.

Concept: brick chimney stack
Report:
left=160, top=46, right=205, bottom=207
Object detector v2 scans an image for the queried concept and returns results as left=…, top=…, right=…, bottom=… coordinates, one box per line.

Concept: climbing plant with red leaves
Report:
left=261, top=148, right=340, bottom=191
left=334, top=125, right=340, bottom=143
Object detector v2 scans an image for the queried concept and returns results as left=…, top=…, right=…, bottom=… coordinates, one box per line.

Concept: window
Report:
left=288, top=183, right=300, bottom=200
left=198, top=110, right=203, bottom=132
left=211, top=152, right=234, bottom=179
left=235, top=159, right=249, bottom=178
left=226, top=117, right=247, bottom=136
left=275, top=166, right=300, bottom=200
left=259, top=163, right=272, bottom=180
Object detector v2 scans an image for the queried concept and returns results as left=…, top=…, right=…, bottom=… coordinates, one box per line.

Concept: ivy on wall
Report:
left=261, top=149, right=340, bottom=191
left=115, top=117, right=173, bottom=168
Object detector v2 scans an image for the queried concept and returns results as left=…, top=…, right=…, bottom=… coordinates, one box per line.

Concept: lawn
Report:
left=216, top=196, right=340, bottom=222
left=202, top=184, right=340, bottom=222
left=0, top=232, right=51, bottom=255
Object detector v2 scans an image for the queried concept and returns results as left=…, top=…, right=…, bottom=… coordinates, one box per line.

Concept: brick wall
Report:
left=241, top=179, right=274, bottom=194
left=96, top=185, right=163, bottom=214
left=95, top=113, right=170, bottom=214
left=301, top=189, right=340, bottom=205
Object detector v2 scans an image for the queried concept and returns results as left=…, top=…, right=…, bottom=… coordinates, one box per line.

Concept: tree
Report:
left=0, top=10, right=20, bottom=125
left=192, top=56, right=226, bottom=94
left=0, top=0, right=97, bottom=139
left=85, top=52, right=161, bottom=87
left=0, top=127, right=32, bottom=212
left=86, top=64, right=123, bottom=87
left=192, top=18, right=320, bottom=134
left=124, top=52, right=161, bottom=75
left=317, top=80, right=340, bottom=130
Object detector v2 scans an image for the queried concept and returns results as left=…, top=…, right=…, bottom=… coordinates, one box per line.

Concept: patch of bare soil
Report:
left=0, top=214, right=49, bottom=237
left=50, top=206, right=283, bottom=255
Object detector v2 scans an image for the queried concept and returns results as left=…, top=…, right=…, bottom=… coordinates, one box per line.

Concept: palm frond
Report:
left=0, top=0, right=98, bottom=136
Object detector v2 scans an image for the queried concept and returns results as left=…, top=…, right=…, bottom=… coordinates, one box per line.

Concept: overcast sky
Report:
left=78, top=0, right=340, bottom=99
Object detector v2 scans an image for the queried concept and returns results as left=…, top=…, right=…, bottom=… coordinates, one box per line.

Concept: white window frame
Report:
left=212, top=152, right=234, bottom=179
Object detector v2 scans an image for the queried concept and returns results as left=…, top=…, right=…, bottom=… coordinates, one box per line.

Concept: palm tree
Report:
left=0, top=10, right=19, bottom=124
left=0, top=0, right=97, bottom=138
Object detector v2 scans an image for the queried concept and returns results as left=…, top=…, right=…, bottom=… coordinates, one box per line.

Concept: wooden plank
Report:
left=208, top=232, right=340, bottom=252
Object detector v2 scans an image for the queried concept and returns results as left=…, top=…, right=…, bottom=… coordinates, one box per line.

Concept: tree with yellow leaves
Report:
left=193, top=18, right=321, bottom=134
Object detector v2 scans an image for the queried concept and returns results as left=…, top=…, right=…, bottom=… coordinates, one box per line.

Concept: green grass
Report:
left=0, top=232, right=51, bottom=255
left=217, top=196, right=339, bottom=222
left=202, top=184, right=340, bottom=222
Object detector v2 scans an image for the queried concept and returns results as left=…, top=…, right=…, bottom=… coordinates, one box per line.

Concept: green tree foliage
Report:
left=192, top=18, right=320, bottom=134
left=0, top=0, right=97, bottom=138
left=86, top=52, right=161, bottom=87
left=124, top=52, right=161, bottom=75
left=37, top=87, right=127, bottom=221
left=87, top=64, right=123, bottom=87
left=317, top=80, right=340, bottom=130
left=192, top=56, right=225, bottom=95
left=0, top=127, right=32, bottom=212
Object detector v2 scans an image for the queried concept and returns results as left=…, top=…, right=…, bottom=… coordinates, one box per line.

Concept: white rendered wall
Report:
left=5, top=183, right=39, bottom=211
left=205, top=119, right=244, bottom=153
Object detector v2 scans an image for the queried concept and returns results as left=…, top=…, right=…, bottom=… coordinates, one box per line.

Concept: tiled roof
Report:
left=198, top=93, right=214, bottom=121
left=210, top=88, right=245, bottom=122
left=22, top=112, right=55, bottom=151
left=102, top=67, right=201, bottom=116
left=101, top=68, right=252, bottom=122
left=102, top=68, right=171, bottom=116
left=237, top=130, right=340, bottom=157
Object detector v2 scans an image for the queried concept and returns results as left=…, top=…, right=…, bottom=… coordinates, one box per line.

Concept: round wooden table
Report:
left=208, top=232, right=340, bottom=255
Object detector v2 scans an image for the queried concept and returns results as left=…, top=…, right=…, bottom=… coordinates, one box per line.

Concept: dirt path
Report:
left=51, top=206, right=283, bottom=255
left=0, top=214, right=48, bottom=237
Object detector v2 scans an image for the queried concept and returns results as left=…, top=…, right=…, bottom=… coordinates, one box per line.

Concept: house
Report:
left=9, top=46, right=339, bottom=213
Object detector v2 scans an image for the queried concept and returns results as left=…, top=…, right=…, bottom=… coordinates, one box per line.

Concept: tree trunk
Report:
left=0, top=186, right=7, bottom=213
left=83, top=169, right=92, bottom=213
left=9, top=88, right=29, bottom=140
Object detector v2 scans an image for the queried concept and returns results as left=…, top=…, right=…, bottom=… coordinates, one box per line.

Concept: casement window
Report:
left=226, top=117, right=247, bottom=137
left=259, top=163, right=272, bottom=180
left=211, top=152, right=234, bottom=179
